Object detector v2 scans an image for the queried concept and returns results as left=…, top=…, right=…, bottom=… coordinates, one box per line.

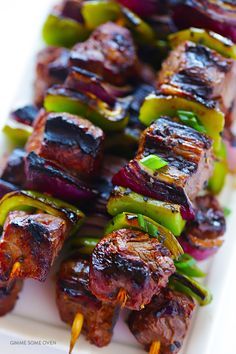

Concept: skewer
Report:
left=149, top=341, right=161, bottom=354
left=69, top=312, right=84, bottom=354
left=117, top=288, right=128, bottom=308
left=10, top=261, right=21, bottom=278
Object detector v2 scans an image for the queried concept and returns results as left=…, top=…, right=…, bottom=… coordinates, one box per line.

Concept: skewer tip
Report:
left=117, top=288, right=128, bottom=308
left=69, top=312, right=84, bottom=354
left=149, top=341, right=161, bottom=354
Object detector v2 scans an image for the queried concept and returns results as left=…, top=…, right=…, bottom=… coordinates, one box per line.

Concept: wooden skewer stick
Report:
left=69, top=312, right=84, bottom=354
left=149, top=341, right=161, bottom=354
left=117, top=288, right=128, bottom=308
left=10, top=261, right=21, bottom=278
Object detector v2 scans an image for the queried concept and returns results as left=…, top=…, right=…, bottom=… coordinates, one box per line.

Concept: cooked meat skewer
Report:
left=56, top=256, right=119, bottom=353
left=128, top=288, right=195, bottom=354
left=0, top=279, right=23, bottom=316
left=112, top=117, right=214, bottom=220
left=89, top=228, right=176, bottom=310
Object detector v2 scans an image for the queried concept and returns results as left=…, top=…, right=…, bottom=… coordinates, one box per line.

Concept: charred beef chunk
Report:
left=0, top=211, right=69, bottom=282
left=89, top=229, right=175, bottom=310
left=10, top=105, right=39, bottom=126
left=128, top=289, right=195, bottom=353
left=157, top=41, right=236, bottom=127
left=70, top=22, right=138, bottom=86
left=0, top=279, right=23, bottom=316
left=34, top=46, right=70, bottom=107
left=180, top=194, right=226, bottom=259
left=188, top=194, right=226, bottom=240
left=26, top=110, right=105, bottom=179
left=112, top=118, right=214, bottom=219
left=57, top=257, right=118, bottom=347
left=1, top=149, right=26, bottom=187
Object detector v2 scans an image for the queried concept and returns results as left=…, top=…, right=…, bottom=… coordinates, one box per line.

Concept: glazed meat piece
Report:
left=180, top=194, right=226, bottom=259
left=26, top=111, right=105, bottom=178
left=57, top=257, right=119, bottom=347
left=1, top=149, right=26, bottom=187
left=34, top=46, right=70, bottom=106
left=89, top=229, right=175, bottom=310
left=10, top=105, right=39, bottom=126
left=0, top=279, right=23, bottom=316
left=157, top=41, right=236, bottom=127
left=188, top=194, right=226, bottom=240
left=128, top=289, right=195, bottom=353
left=70, top=22, right=138, bottom=86
left=112, top=117, right=214, bottom=219
left=0, top=211, right=69, bottom=282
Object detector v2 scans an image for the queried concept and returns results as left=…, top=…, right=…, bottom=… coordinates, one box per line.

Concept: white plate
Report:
left=0, top=1, right=236, bottom=353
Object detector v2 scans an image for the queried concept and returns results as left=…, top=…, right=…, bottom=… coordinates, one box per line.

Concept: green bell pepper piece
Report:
left=3, top=120, right=33, bottom=146
left=81, top=0, right=120, bottom=30
left=174, top=254, right=206, bottom=278
left=107, top=187, right=186, bottom=236
left=44, top=87, right=129, bottom=132
left=42, top=13, right=89, bottom=48
left=82, top=0, right=155, bottom=44
left=169, top=272, right=212, bottom=306
left=208, top=142, right=228, bottom=194
left=105, top=212, right=183, bottom=259
left=139, top=93, right=224, bottom=152
left=121, top=7, right=156, bottom=45
left=70, top=236, right=99, bottom=254
left=169, top=27, right=236, bottom=59
left=0, top=190, right=85, bottom=234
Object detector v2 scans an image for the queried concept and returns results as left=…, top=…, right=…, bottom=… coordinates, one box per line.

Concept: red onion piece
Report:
left=0, top=180, right=18, bottom=199
left=172, top=4, right=236, bottom=43
left=117, top=0, right=159, bottom=17
left=179, top=236, right=220, bottom=261
left=25, top=152, right=97, bottom=204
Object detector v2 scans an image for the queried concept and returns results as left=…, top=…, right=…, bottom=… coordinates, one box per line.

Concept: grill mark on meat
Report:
left=112, top=118, right=213, bottom=218
left=70, top=22, right=138, bottom=86
left=128, top=289, right=195, bottom=353
left=0, top=211, right=69, bottom=282
left=89, top=229, right=175, bottom=310
left=44, top=115, right=102, bottom=157
left=56, top=257, right=118, bottom=347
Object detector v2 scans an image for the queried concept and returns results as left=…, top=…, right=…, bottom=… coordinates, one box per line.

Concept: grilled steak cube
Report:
left=0, top=211, right=69, bottom=282
left=112, top=117, right=214, bottom=219
left=89, top=229, right=175, bottom=310
left=57, top=257, right=118, bottom=347
left=157, top=41, right=236, bottom=127
left=26, top=110, right=105, bottom=178
left=0, top=279, right=23, bottom=316
left=34, top=46, right=70, bottom=106
left=70, top=22, right=138, bottom=86
left=128, top=289, right=195, bottom=353
left=10, top=105, right=39, bottom=126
